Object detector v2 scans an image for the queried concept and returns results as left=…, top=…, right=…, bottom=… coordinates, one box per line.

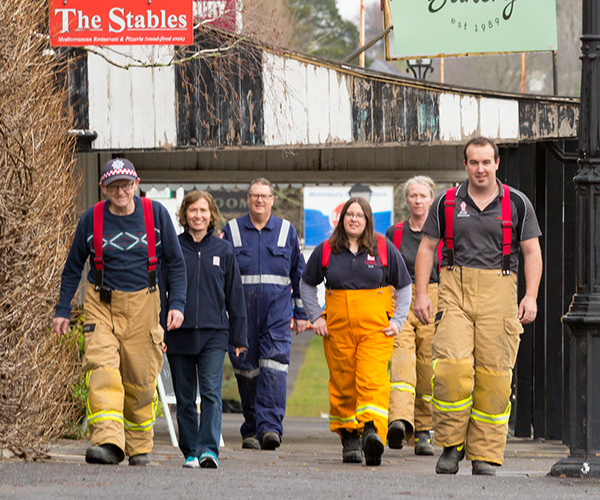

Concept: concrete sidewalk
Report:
left=2, top=412, right=600, bottom=499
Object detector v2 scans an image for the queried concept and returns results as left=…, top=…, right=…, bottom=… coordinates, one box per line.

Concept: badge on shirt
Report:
left=457, top=201, right=470, bottom=218
left=365, top=254, right=376, bottom=268
left=213, top=256, right=220, bottom=266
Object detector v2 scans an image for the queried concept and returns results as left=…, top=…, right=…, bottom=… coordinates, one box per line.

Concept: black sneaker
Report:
left=340, top=429, right=362, bottom=463
left=129, top=453, right=150, bottom=466
left=85, top=444, right=124, bottom=465
left=435, top=444, right=465, bottom=474
left=414, top=430, right=435, bottom=456
left=472, top=460, right=497, bottom=476
left=261, top=431, right=281, bottom=450
left=387, top=420, right=407, bottom=449
left=362, top=421, right=384, bottom=466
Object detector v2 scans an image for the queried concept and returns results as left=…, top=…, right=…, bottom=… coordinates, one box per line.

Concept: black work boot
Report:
left=261, top=431, right=281, bottom=450
left=414, top=430, right=435, bottom=456
left=340, top=429, right=362, bottom=463
left=387, top=420, right=406, bottom=449
left=472, top=460, right=497, bottom=476
left=85, top=443, right=125, bottom=465
left=362, top=421, right=384, bottom=466
left=435, top=444, right=465, bottom=474
left=129, top=453, right=150, bottom=466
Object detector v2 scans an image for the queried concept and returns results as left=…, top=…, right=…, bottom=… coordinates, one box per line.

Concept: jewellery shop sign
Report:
left=49, top=0, right=193, bottom=46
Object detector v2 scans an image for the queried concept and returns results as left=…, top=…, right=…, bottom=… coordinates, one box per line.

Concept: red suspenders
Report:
left=92, top=197, right=158, bottom=292
left=321, top=234, right=388, bottom=268
left=393, top=221, right=443, bottom=271
left=444, top=184, right=512, bottom=275
left=322, top=234, right=389, bottom=286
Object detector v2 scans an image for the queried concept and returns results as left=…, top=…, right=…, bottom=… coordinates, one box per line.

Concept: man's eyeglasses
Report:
left=345, top=212, right=365, bottom=220
left=248, top=193, right=273, bottom=200
left=106, top=182, right=135, bottom=193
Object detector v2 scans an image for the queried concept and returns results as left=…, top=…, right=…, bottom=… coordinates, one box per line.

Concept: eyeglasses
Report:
left=248, top=193, right=273, bottom=200
left=345, top=212, right=365, bottom=220
left=106, top=182, right=135, bottom=193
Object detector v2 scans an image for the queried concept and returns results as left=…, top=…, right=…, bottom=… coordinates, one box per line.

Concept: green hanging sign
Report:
left=390, top=0, right=558, bottom=58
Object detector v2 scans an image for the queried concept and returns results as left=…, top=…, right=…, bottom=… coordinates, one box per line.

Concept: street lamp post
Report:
left=551, top=0, right=600, bottom=478
left=348, top=184, right=372, bottom=202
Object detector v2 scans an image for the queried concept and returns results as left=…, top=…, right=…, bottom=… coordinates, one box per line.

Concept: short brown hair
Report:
left=329, top=197, right=377, bottom=256
left=463, top=136, right=499, bottom=161
left=178, top=190, right=221, bottom=231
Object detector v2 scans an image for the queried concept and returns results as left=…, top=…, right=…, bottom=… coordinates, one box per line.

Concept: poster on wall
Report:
left=390, top=0, right=558, bottom=58
left=304, top=186, right=394, bottom=247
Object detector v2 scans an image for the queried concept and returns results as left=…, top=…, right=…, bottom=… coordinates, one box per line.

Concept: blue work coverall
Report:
left=221, top=213, right=307, bottom=441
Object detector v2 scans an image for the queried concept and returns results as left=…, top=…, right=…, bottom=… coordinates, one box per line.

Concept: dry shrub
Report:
left=0, top=0, right=82, bottom=460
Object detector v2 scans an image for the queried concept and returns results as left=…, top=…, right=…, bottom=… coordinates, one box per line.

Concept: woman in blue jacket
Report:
left=161, top=191, right=248, bottom=469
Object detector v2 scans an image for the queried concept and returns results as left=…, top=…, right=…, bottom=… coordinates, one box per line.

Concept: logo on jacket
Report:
left=365, top=254, right=376, bottom=268
left=457, top=201, right=470, bottom=218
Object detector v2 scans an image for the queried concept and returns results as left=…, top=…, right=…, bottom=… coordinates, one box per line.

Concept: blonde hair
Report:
left=403, top=176, right=436, bottom=207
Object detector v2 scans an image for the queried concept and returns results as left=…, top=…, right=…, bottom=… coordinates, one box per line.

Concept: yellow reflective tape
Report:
left=431, top=395, right=472, bottom=412
left=88, top=411, right=124, bottom=426
left=356, top=404, right=389, bottom=419
left=329, top=414, right=358, bottom=424
left=124, top=418, right=155, bottom=431
left=417, top=394, right=433, bottom=402
left=390, top=382, right=416, bottom=396
left=470, top=403, right=511, bottom=425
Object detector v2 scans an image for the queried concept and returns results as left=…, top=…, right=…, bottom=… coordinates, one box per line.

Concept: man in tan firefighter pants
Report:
left=414, top=137, right=543, bottom=476
left=54, top=158, right=186, bottom=466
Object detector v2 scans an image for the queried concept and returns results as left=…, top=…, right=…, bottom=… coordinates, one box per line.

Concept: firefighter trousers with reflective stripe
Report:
left=431, top=267, right=523, bottom=465
left=83, top=286, right=164, bottom=457
left=323, top=287, right=394, bottom=443
left=388, top=283, right=438, bottom=434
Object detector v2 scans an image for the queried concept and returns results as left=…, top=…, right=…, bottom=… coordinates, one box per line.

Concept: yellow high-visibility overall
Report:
left=83, top=286, right=164, bottom=457
left=388, top=283, right=438, bottom=434
left=431, top=267, right=523, bottom=465
left=323, top=287, right=394, bottom=444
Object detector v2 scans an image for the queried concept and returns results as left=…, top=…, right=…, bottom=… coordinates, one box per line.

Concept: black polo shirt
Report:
left=385, top=220, right=439, bottom=284
left=422, top=180, right=541, bottom=273
left=302, top=238, right=411, bottom=291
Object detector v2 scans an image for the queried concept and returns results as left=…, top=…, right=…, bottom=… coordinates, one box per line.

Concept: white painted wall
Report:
left=88, top=46, right=177, bottom=149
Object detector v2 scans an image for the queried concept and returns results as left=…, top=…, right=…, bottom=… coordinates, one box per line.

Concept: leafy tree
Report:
left=287, top=0, right=359, bottom=60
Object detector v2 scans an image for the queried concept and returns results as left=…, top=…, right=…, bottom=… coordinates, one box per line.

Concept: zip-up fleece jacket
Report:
left=160, top=228, right=248, bottom=352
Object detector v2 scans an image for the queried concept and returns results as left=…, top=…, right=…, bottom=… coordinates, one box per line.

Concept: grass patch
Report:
left=286, top=335, right=330, bottom=417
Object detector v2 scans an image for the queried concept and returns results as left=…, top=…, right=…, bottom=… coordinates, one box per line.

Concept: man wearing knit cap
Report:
left=53, top=158, right=187, bottom=466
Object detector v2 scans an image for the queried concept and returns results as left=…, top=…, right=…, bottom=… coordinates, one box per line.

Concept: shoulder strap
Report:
left=444, top=187, right=457, bottom=269
left=376, top=234, right=388, bottom=267
left=321, top=240, right=332, bottom=269
left=436, top=239, right=443, bottom=272
left=142, top=197, right=158, bottom=291
left=393, top=222, right=404, bottom=250
left=93, top=201, right=105, bottom=290
left=500, top=184, right=512, bottom=275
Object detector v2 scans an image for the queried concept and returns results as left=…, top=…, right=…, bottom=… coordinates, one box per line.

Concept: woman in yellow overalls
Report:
left=300, top=197, right=412, bottom=466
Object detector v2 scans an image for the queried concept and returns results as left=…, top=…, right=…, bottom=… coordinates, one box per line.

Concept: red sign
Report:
left=49, top=0, right=193, bottom=46
left=194, top=0, right=239, bottom=33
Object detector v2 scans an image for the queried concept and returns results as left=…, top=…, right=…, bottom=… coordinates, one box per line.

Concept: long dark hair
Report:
left=328, top=197, right=377, bottom=256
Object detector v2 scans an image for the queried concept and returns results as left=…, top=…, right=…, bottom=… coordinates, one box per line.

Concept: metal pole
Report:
left=360, top=0, right=365, bottom=68
left=551, top=0, right=600, bottom=478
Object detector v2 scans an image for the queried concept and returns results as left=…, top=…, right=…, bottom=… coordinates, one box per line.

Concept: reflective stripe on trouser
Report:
left=431, top=267, right=523, bottom=465
left=228, top=298, right=291, bottom=441
left=323, top=287, right=394, bottom=443
left=388, top=283, right=438, bottom=434
left=83, top=286, right=164, bottom=456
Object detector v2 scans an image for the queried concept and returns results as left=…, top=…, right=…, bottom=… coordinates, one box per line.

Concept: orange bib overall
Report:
left=323, top=287, right=394, bottom=443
